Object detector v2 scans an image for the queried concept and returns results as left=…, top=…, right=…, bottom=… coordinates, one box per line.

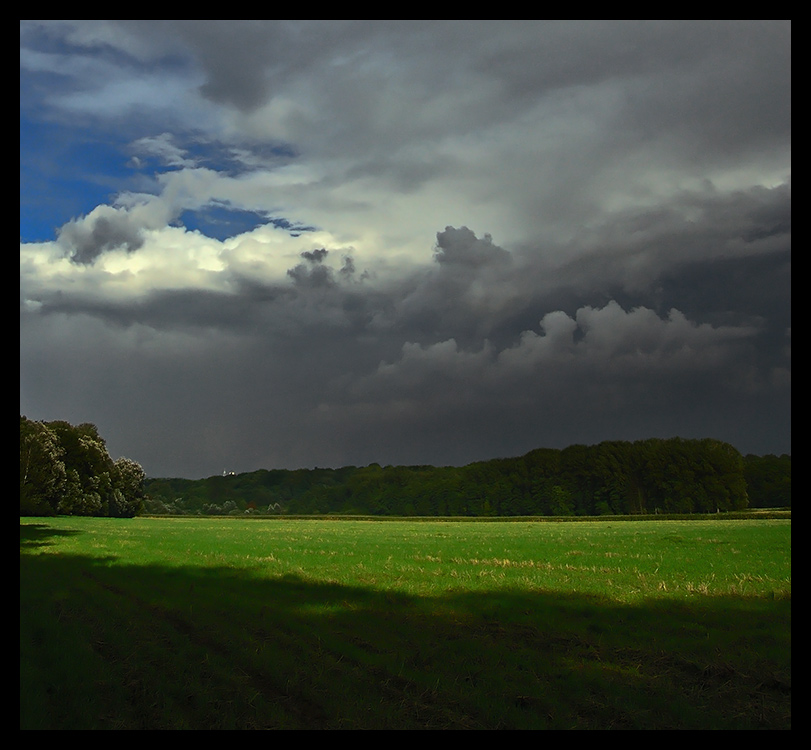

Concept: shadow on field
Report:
left=20, top=522, right=83, bottom=548
left=21, top=526, right=791, bottom=730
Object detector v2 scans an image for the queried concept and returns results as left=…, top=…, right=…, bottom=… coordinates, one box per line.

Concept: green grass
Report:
left=21, top=517, right=790, bottom=729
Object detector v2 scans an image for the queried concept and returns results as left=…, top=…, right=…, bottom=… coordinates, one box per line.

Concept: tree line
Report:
left=21, top=418, right=789, bottom=519
left=143, top=438, right=790, bottom=518
left=20, top=416, right=145, bottom=517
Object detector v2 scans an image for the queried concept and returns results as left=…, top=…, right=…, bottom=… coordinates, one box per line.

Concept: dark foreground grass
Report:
left=21, top=518, right=790, bottom=729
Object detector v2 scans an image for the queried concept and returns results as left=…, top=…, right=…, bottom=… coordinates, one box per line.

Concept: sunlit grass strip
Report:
left=22, top=517, right=791, bottom=601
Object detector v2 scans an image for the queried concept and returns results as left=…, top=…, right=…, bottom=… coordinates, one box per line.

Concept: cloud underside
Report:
left=21, top=210, right=790, bottom=475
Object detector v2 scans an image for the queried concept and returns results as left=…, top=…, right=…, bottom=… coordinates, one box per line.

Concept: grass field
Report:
left=20, top=516, right=791, bottom=729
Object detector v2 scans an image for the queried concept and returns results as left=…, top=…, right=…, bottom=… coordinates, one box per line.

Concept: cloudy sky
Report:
left=20, top=20, right=791, bottom=478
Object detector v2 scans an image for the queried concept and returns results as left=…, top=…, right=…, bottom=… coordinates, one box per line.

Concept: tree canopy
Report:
left=20, top=416, right=145, bottom=517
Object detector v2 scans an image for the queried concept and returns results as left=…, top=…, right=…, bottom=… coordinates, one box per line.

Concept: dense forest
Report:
left=20, top=416, right=145, bottom=517
left=144, top=439, right=789, bottom=518
left=20, top=417, right=789, bottom=518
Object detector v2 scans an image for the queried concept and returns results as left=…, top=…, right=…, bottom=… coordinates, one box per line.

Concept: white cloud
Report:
left=130, top=133, right=198, bottom=168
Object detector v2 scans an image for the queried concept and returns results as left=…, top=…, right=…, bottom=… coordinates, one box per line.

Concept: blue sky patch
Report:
left=178, top=206, right=316, bottom=241
left=20, top=116, right=136, bottom=242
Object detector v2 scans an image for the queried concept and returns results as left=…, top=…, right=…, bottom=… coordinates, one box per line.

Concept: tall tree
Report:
left=110, top=457, right=146, bottom=517
left=20, top=417, right=66, bottom=515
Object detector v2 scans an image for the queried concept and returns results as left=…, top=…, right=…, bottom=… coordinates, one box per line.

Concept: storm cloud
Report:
left=20, top=21, right=790, bottom=477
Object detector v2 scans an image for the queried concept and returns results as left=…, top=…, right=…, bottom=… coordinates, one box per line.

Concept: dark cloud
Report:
left=300, top=248, right=328, bottom=264
left=287, top=263, right=334, bottom=290
left=59, top=211, right=145, bottom=264
left=434, top=226, right=510, bottom=268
